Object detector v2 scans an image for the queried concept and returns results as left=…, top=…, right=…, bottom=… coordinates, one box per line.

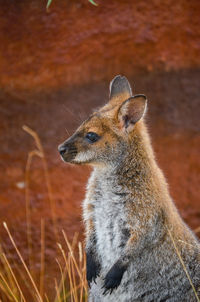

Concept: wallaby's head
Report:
left=58, top=75, right=147, bottom=166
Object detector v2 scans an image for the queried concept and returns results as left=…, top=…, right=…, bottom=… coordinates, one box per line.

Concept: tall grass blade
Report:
left=23, top=125, right=59, bottom=243
left=168, top=228, right=200, bottom=302
left=3, top=222, right=43, bottom=302
left=39, top=219, right=45, bottom=300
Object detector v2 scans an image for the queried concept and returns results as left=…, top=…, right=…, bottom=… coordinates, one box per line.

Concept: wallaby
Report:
left=58, top=76, right=200, bottom=302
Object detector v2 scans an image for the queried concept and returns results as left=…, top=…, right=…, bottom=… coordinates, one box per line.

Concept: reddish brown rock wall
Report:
left=0, top=0, right=199, bottom=92
left=0, top=1, right=199, bottom=299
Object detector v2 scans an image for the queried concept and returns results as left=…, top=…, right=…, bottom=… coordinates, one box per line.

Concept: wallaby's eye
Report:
left=85, top=132, right=100, bottom=143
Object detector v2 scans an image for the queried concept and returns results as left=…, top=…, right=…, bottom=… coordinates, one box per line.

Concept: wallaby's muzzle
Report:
left=58, top=139, right=77, bottom=162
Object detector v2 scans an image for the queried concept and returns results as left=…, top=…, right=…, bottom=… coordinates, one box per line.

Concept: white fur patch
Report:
left=74, top=150, right=94, bottom=163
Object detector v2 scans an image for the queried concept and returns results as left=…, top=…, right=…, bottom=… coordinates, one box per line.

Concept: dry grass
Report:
left=0, top=126, right=87, bottom=302
left=168, top=228, right=200, bottom=302
left=0, top=223, right=87, bottom=302
left=0, top=126, right=199, bottom=301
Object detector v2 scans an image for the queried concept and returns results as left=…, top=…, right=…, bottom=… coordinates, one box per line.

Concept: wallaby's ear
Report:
left=109, top=75, right=132, bottom=101
left=118, top=94, right=147, bottom=132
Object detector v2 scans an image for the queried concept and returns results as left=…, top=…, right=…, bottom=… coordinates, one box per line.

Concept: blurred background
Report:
left=0, top=0, right=199, bottom=300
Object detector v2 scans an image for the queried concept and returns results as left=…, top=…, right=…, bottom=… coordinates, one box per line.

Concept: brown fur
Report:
left=59, top=75, right=200, bottom=301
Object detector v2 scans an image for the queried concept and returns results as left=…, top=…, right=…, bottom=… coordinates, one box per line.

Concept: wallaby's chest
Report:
left=92, top=181, right=130, bottom=269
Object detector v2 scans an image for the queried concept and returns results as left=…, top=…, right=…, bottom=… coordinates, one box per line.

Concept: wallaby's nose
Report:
left=58, top=144, right=67, bottom=156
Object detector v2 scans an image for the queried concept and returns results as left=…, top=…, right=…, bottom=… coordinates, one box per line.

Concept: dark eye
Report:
left=85, top=132, right=100, bottom=143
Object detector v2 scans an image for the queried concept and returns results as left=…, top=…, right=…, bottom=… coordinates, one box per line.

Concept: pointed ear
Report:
left=109, top=75, right=132, bottom=101
left=118, top=94, right=147, bottom=132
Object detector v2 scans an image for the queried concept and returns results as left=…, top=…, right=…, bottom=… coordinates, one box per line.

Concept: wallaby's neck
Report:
left=127, top=122, right=157, bottom=176
left=95, top=122, right=166, bottom=193
left=117, top=122, right=160, bottom=187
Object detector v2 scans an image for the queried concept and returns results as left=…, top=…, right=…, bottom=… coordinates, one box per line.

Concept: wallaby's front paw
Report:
left=86, top=251, right=100, bottom=287
left=102, top=262, right=126, bottom=295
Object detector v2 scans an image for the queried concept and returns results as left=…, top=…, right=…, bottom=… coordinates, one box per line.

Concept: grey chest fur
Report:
left=92, top=180, right=131, bottom=270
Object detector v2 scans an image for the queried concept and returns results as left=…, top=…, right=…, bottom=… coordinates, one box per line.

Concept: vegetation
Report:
left=0, top=126, right=87, bottom=302
left=46, top=0, right=98, bottom=10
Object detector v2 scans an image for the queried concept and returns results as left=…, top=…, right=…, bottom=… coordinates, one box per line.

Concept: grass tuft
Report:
left=0, top=126, right=87, bottom=301
left=1, top=222, right=87, bottom=301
